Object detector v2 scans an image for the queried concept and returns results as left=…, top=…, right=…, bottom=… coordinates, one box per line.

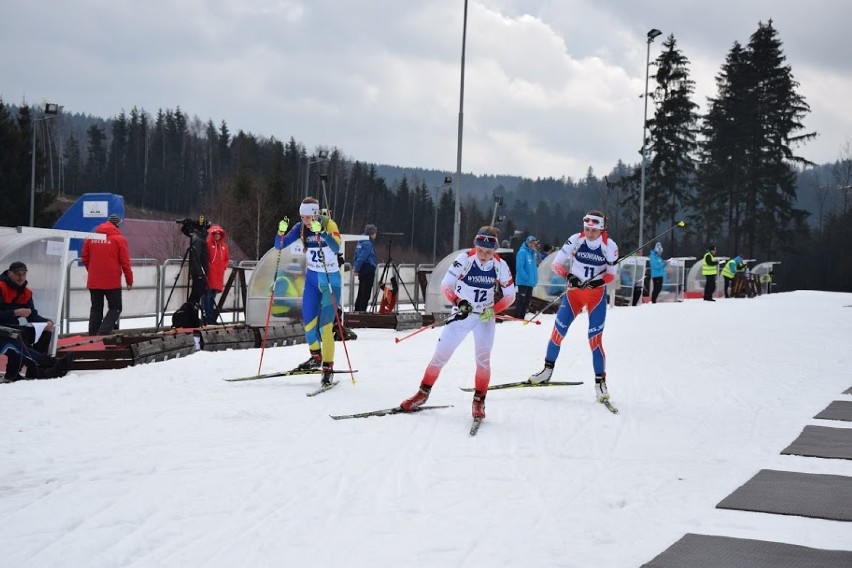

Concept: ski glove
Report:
left=310, top=217, right=324, bottom=233
left=567, top=275, right=583, bottom=288
left=479, top=307, right=495, bottom=322
left=455, top=299, right=473, bottom=320
left=586, top=279, right=605, bottom=289
left=278, top=217, right=289, bottom=235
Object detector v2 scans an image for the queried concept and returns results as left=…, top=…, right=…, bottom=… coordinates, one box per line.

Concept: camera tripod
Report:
left=369, top=233, right=418, bottom=314
left=155, top=239, right=219, bottom=331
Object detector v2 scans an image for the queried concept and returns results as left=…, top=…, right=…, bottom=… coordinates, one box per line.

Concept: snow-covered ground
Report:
left=2, top=291, right=851, bottom=567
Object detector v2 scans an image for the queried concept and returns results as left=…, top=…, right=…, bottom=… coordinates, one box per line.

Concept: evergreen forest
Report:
left=1, top=21, right=850, bottom=291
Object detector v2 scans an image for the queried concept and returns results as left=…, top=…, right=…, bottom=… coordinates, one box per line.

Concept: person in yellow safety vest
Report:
left=271, top=263, right=305, bottom=318
left=702, top=244, right=718, bottom=302
left=759, top=270, right=773, bottom=294
left=721, top=255, right=744, bottom=298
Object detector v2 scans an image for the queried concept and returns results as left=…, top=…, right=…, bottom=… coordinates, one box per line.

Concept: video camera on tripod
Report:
left=175, top=215, right=210, bottom=237
left=370, top=232, right=418, bottom=313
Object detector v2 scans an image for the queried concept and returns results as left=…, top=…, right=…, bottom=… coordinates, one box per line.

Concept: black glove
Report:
left=586, top=279, right=605, bottom=289
left=567, top=275, right=583, bottom=288
left=455, top=299, right=473, bottom=320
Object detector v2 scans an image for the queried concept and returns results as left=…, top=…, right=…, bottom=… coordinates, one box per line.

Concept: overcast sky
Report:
left=3, top=1, right=851, bottom=179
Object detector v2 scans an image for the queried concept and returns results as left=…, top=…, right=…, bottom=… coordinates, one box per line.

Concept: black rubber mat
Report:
left=643, top=533, right=852, bottom=568
left=814, top=400, right=852, bottom=422
left=716, top=469, right=852, bottom=521
left=781, top=425, right=852, bottom=460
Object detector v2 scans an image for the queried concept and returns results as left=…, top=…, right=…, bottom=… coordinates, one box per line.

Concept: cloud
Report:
left=2, top=0, right=850, bottom=179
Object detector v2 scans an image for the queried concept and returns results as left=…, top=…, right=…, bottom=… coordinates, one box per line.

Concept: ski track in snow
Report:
left=1, top=292, right=852, bottom=567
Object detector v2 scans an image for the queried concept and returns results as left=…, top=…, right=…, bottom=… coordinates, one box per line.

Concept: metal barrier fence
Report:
left=62, top=258, right=253, bottom=333
left=62, top=257, right=437, bottom=332
left=344, top=262, right=433, bottom=312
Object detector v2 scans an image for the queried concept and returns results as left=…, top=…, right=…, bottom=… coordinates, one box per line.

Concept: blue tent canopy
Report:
left=52, top=193, right=126, bottom=256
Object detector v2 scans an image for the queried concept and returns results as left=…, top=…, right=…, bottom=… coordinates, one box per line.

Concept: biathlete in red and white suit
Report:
left=399, top=226, right=516, bottom=420
left=529, top=210, right=618, bottom=402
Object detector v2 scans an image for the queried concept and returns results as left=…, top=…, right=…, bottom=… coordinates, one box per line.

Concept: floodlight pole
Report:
left=29, top=103, right=60, bottom=227
left=302, top=150, right=329, bottom=200
left=452, top=0, right=468, bottom=250
left=433, top=176, right=452, bottom=263
left=638, top=29, right=661, bottom=254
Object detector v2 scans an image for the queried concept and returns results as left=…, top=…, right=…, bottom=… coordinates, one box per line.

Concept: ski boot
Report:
left=298, top=350, right=322, bottom=371
left=320, top=363, right=334, bottom=387
left=400, top=384, right=431, bottom=411
left=472, top=390, right=486, bottom=419
left=529, top=361, right=554, bottom=384
left=595, top=374, right=609, bottom=402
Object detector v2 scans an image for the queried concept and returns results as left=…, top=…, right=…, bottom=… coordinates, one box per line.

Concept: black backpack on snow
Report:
left=172, top=302, right=201, bottom=329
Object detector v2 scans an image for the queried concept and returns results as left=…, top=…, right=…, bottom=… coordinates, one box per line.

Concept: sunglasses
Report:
left=11, top=270, right=27, bottom=276
left=474, top=234, right=498, bottom=248
left=583, top=217, right=603, bottom=226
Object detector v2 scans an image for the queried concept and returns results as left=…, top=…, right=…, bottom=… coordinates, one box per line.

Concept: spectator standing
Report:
left=514, top=235, right=539, bottom=318
left=204, top=224, right=230, bottom=324
left=271, top=262, right=305, bottom=318
left=187, top=216, right=210, bottom=313
left=82, top=214, right=134, bottom=335
left=649, top=242, right=668, bottom=303
left=352, top=224, right=378, bottom=312
left=701, top=244, right=718, bottom=302
left=721, top=255, right=744, bottom=298
left=399, top=226, right=516, bottom=422
left=274, top=197, right=343, bottom=387
left=528, top=210, right=619, bottom=403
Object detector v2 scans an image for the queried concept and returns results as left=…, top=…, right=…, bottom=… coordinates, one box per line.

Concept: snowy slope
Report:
left=1, top=291, right=851, bottom=567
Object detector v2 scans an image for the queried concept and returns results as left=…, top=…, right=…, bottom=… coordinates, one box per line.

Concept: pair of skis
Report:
left=328, top=403, right=489, bottom=436
left=329, top=379, right=616, bottom=432
left=225, top=367, right=355, bottom=397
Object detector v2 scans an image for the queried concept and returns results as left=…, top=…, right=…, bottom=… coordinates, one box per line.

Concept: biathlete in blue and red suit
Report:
left=273, top=197, right=342, bottom=386
left=528, top=210, right=619, bottom=402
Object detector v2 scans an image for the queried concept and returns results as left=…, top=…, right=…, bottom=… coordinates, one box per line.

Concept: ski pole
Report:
left=616, top=221, right=685, bottom=263
left=524, top=290, right=567, bottom=326
left=496, top=314, right=541, bottom=325
left=315, top=225, right=357, bottom=385
left=257, top=233, right=285, bottom=376
left=394, top=313, right=458, bottom=344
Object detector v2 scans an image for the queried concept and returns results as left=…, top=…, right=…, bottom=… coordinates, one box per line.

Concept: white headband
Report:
left=299, top=203, right=320, bottom=217
left=583, top=214, right=605, bottom=229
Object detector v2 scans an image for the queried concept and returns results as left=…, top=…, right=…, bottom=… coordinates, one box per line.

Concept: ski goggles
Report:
left=583, top=215, right=605, bottom=229
left=473, top=233, right=498, bottom=249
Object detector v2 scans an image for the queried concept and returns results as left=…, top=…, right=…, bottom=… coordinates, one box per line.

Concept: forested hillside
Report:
left=2, top=21, right=851, bottom=290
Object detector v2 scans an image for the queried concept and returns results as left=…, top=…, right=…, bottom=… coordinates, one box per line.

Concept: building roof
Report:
left=120, top=219, right=249, bottom=263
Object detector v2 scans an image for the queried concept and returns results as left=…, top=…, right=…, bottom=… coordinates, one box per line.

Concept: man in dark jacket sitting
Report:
left=0, top=262, right=70, bottom=382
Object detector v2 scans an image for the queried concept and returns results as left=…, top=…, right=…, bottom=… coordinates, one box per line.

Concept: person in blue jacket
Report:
left=514, top=235, right=539, bottom=318
left=649, top=242, right=668, bottom=303
left=352, top=224, right=378, bottom=312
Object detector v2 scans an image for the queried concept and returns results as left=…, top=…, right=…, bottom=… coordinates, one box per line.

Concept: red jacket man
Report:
left=81, top=216, right=134, bottom=335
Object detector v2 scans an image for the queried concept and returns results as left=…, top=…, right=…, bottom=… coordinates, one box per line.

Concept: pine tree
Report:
left=697, top=21, right=814, bottom=257
left=0, top=99, right=30, bottom=226
left=84, top=124, right=108, bottom=193
left=645, top=35, right=699, bottom=253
